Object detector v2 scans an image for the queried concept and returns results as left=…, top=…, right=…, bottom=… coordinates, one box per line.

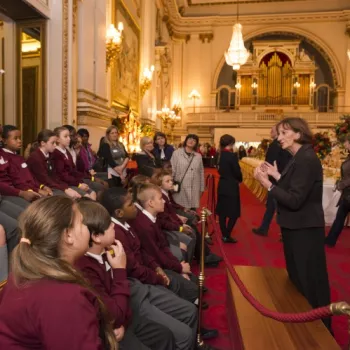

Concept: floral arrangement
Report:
left=334, top=115, right=350, bottom=141
left=141, top=124, right=154, bottom=137
left=312, top=132, right=332, bottom=160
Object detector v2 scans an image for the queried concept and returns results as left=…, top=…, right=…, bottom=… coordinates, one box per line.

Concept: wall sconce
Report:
left=106, top=22, right=123, bottom=71
left=172, top=102, right=182, bottom=116
left=251, top=82, right=258, bottom=89
left=140, top=65, right=155, bottom=97
left=309, top=82, right=316, bottom=89
left=188, top=90, right=200, bottom=112
left=293, top=82, right=300, bottom=88
left=235, top=83, right=242, bottom=89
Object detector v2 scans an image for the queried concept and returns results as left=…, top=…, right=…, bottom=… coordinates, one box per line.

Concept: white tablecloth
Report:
left=240, top=158, right=340, bottom=226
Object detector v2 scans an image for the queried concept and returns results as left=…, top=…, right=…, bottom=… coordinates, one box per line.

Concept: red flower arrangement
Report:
left=312, top=132, right=332, bottom=160
left=334, top=115, right=350, bottom=141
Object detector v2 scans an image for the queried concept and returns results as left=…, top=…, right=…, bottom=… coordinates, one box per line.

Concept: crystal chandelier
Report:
left=224, top=1, right=249, bottom=71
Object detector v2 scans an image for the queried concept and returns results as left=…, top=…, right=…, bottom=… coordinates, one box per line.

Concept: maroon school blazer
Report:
left=27, top=148, right=68, bottom=191
left=51, top=148, right=85, bottom=186
left=0, top=275, right=103, bottom=349
left=129, top=210, right=183, bottom=273
left=157, top=193, right=183, bottom=231
left=75, top=254, right=131, bottom=328
left=0, top=149, right=21, bottom=196
left=113, top=223, right=165, bottom=286
left=3, top=150, right=40, bottom=192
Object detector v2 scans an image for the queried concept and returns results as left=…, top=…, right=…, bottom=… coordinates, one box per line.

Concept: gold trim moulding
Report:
left=77, top=98, right=111, bottom=111
left=77, top=89, right=109, bottom=103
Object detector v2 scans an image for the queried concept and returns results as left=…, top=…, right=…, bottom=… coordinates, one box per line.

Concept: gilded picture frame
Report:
left=111, top=0, right=140, bottom=115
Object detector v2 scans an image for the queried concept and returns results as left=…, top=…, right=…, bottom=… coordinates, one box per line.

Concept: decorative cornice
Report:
left=163, top=0, right=350, bottom=35
left=199, top=33, right=214, bottom=43
left=188, top=0, right=300, bottom=5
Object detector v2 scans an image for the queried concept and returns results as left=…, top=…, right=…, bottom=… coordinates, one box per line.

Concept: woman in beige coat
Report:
left=171, top=134, right=204, bottom=209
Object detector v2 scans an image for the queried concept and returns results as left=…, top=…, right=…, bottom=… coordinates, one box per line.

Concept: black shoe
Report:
left=222, top=236, right=238, bottom=243
left=205, top=253, right=222, bottom=263
left=252, top=228, right=268, bottom=236
left=197, top=301, right=208, bottom=310
left=202, top=286, right=208, bottom=293
left=200, top=327, right=219, bottom=340
left=204, top=261, right=219, bottom=268
left=205, top=237, right=213, bottom=245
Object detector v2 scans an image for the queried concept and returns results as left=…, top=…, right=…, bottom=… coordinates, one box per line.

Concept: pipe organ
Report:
left=219, top=40, right=317, bottom=110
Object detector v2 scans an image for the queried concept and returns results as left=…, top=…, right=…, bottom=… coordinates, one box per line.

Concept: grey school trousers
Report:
left=129, top=278, right=197, bottom=350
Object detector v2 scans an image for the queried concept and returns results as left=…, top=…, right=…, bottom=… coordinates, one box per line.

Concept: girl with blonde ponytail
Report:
left=0, top=196, right=117, bottom=350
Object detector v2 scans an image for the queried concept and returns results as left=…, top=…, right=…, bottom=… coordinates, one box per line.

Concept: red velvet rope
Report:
left=205, top=174, right=333, bottom=323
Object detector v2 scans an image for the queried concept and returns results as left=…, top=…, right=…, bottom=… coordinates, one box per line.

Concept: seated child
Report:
left=128, top=183, right=199, bottom=304
left=75, top=199, right=174, bottom=350
left=100, top=187, right=198, bottom=350
left=0, top=125, right=51, bottom=203
left=151, top=170, right=196, bottom=262
left=52, top=127, right=97, bottom=200
left=27, top=129, right=81, bottom=199
left=0, top=196, right=117, bottom=349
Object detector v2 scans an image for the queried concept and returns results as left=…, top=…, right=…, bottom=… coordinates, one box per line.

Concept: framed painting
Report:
left=111, top=0, right=140, bottom=115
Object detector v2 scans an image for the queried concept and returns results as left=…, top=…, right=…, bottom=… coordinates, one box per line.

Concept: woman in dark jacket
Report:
left=98, top=126, right=129, bottom=187
left=134, top=136, right=161, bottom=177
left=254, top=117, right=331, bottom=331
left=325, top=134, right=350, bottom=247
left=216, top=134, right=242, bottom=243
left=153, top=132, right=174, bottom=162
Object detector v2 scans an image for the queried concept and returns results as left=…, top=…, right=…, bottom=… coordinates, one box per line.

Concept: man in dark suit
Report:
left=252, top=125, right=292, bottom=236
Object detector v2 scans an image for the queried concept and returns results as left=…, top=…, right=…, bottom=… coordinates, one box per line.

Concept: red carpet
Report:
left=197, top=169, right=350, bottom=350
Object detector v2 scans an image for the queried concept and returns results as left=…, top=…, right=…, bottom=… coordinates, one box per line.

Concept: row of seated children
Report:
left=0, top=182, right=218, bottom=349
left=0, top=124, right=109, bottom=272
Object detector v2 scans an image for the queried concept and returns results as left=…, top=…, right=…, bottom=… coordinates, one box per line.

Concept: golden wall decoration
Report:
left=62, top=0, right=69, bottom=124
left=111, top=0, right=140, bottom=114
left=298, top=74, right=310, bottom=105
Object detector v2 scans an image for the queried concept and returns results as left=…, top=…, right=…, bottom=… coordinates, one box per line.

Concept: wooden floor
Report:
left=226, top=266, right=340, bottom=350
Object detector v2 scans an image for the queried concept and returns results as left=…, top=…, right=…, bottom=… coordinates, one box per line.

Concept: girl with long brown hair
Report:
left=0, top=196, right=117, bottom=349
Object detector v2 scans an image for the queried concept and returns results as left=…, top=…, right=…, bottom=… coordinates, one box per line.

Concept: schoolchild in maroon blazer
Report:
left=100, top=187, right=201, bottom=350
left=27, top=130, right=82, bottom=199
left=0, top=196, right=117, bottom=350
left=75, top=199, right=174, bottom=350
left=52, top=127, right=96, bottom=199
left=0, top=126, right=48, bottom=202
left=75, top=201, right=131, bottom=330
left=128, top=184, right=199, bottom=303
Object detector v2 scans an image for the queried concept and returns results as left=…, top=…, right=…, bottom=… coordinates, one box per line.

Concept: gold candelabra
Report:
left=106, top=23, right=123, bottom=71
left=140, top=65, right=155, bottom=97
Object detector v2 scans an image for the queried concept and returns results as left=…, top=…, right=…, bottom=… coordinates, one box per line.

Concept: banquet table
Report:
left=240, top=158, right=342, bottom=226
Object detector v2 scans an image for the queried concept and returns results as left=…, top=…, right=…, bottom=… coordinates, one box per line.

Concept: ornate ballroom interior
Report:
left=0, top=1, right=350, bottom=349
left=0, top=0, right=349, bottom=149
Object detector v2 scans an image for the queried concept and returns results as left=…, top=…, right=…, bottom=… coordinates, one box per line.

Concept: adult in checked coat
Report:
left=171, top=134, right=204, bottom=209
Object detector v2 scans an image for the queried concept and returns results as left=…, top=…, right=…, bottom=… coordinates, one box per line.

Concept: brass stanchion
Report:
left=330, top=302, right=350, bottom=350
left=197, top=207, right=208, bottom=347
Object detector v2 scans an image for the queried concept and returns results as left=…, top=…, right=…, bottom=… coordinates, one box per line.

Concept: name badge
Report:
left=0, top=157, right=7, bottom=165
left=21, top=163, right=28, bottom=168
